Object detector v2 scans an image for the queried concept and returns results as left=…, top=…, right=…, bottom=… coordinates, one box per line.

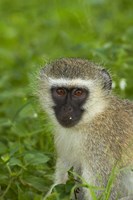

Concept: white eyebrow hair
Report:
left=48, top=78, right=95, bottom=88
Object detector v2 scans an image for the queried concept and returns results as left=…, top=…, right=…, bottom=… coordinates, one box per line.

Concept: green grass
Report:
left=0, top=0, right=133, bottom=199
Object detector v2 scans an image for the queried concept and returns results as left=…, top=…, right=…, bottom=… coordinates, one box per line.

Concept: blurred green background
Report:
left=0, top=0, right=133, bottom=199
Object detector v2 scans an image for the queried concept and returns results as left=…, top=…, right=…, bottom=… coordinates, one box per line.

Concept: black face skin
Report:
left=51, top=87, right=89, bottom=128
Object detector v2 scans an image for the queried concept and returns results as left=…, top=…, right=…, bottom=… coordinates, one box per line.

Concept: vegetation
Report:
left=0, top=0, right=133, bottom=199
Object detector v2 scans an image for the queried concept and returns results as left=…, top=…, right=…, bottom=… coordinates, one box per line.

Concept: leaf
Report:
left=0, top=119, right=12, bottom=127
left=24, top=151, right=50, bottom=166
left=45, top=193, right=58, bottom=200
left=17, top=183, right=43, bottom=200
left=22, top=175, right=47, bottom=192
left=55, top=183, right=72, bottom=199
left=0, top=173, right=9, bottom=184
left=9, top=157, right=23, bottom=167
left=0, top=142, right=8, bottom=154
left=1, top=153, right=10, bottom=162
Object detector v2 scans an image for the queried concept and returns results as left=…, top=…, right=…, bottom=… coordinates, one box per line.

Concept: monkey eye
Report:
left=56, top=88, right=66, bottom=96
left=73, top=88, right=84, bottom=97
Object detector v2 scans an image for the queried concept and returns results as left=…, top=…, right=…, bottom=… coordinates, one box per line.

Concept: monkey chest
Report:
left=55, top=132, right=83, bottom=166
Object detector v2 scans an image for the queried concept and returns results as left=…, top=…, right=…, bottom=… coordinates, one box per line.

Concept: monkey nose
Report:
left=63, top=106, right=73, bottom=113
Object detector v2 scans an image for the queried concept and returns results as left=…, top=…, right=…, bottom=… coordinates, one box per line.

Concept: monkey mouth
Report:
left=57, top=115, right=79, bottom=128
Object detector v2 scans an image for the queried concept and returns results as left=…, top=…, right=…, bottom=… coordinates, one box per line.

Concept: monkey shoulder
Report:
left=87, top=96, right=133, bottom=164
left=96, top=96, right=133, bottom=127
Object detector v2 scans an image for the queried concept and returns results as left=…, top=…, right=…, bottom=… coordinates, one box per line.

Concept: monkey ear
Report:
left=101, top=69, right=112, bottom=91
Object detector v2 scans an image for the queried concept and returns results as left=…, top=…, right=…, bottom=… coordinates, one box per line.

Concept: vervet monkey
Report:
left=37, top=58, right=133, bottom=200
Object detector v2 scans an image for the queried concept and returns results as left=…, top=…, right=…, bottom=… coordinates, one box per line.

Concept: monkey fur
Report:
left=37, top=58, right=133, bottom=200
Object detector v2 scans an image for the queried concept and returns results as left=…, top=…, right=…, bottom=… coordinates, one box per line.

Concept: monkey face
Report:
left=51, top=87, right=88, bottom=128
